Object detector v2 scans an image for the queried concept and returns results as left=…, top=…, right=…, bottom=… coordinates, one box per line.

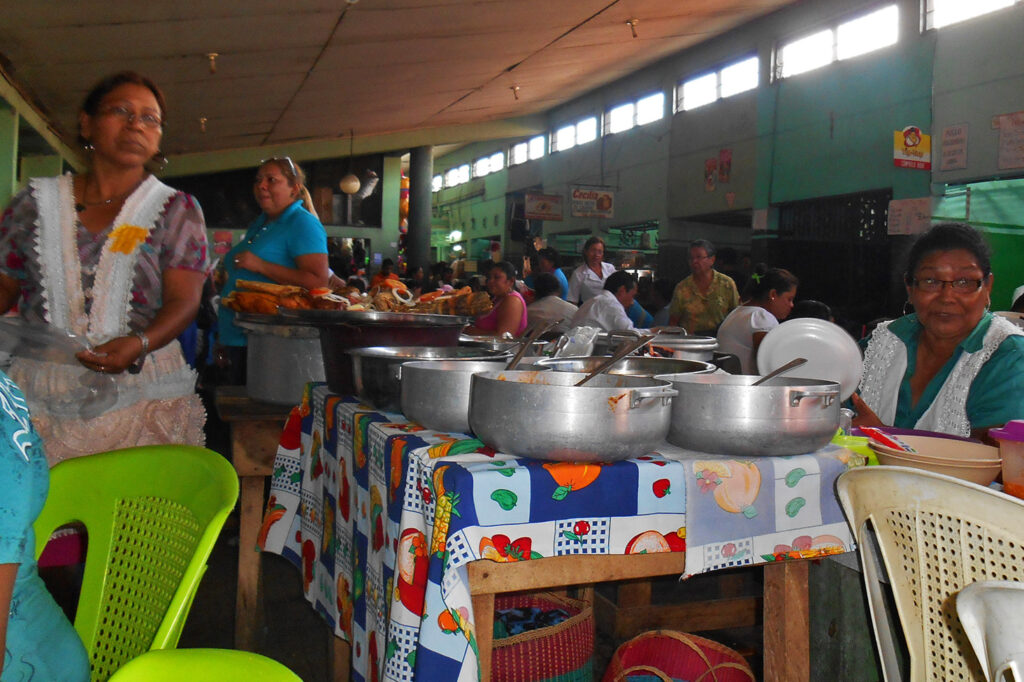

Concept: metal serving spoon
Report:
left=751, top=357, right=807, bottom=387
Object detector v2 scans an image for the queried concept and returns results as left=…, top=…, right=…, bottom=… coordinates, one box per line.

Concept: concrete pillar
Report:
left=19, top=154, right=63, bottom=190
left=0, top=100, right=18, bottom=208
left=407, top=146, right=433, bottom=270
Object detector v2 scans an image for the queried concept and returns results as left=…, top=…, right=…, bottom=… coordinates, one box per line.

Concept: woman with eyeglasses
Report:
left=0, top=71, right=209, bottom=464
left=853, top=222, right=1024, bottom=439
left=216, top=157, right=328, bottom=383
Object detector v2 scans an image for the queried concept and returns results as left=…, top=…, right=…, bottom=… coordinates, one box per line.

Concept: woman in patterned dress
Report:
left=0, top=71, right=208, bottom=464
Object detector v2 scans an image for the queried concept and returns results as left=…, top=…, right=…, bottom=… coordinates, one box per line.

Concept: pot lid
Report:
left=650, top=334, right=719, bottom=351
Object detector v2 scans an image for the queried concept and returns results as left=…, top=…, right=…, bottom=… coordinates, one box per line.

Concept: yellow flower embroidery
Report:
left=108, top=224, right=149, bottom=255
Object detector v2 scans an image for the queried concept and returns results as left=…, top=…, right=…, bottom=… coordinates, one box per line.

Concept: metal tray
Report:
left=276, top=308, right=472, bottom=327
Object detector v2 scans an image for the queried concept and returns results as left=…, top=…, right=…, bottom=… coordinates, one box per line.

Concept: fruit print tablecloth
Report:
left=259, top=383, right=858, bottom=682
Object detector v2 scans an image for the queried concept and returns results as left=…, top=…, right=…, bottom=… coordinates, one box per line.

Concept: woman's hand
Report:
left=233, top=250, right=263, bottom=274
left=850, top=392, right=885, bottom=428
left=76, top=335, right=144, bottom=374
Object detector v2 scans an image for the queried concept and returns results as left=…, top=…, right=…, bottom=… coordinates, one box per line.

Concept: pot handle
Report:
left=629, top=385, right=679, bottom=408
left=789, top=388, right=839, bottom=407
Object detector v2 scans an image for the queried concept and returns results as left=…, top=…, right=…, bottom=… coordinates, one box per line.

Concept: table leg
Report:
left=472, top=592, right=495, bottom=682
left=330, top=635, right=351, bottom=682
left=235, top=474, right=266, bottom=651
left=763, top=560, right=809, bottom=681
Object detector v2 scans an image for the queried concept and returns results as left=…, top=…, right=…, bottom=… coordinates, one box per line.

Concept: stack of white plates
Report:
left=757, top=318, right=862, bottom=401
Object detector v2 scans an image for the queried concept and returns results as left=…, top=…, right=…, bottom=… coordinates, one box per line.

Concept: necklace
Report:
left=74, top=177, right=143, bottom=212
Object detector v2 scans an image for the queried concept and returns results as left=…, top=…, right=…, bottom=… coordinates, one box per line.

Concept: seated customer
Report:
left=0, top=371, right=89, bottom=681
left=853, top=222, right=1024, bottom=439
left=463, top=261, right=528, bottom=337
left=569, top=270, right=649, bottom=332
left=527, top=273, right=578, bottom=333
left=716, top=265, right=798, bottom=374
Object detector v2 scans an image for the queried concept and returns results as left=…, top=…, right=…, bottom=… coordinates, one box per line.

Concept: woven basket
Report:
left=493, top=592, right=594, bottom=682
left=602, top=630, right=755, bottom=682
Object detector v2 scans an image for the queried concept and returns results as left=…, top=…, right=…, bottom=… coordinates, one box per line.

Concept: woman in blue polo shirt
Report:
left=216, top=157, right=329, bottom=383
left=853, top=223, right=1024, bottom=440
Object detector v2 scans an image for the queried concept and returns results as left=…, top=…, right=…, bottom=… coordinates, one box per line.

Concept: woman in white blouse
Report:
left=716, top=264, right=798, bottom=374
left=567, top=236, right=616, bottom=304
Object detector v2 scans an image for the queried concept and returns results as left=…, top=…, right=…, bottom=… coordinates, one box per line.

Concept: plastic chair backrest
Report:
left=106, top=648, right=302, bottom=681
left=836, top=466, right=1024, bottom=682
left=956, top=580, right=1024, bottom=682
left=33, top=445, right=239, bottom=682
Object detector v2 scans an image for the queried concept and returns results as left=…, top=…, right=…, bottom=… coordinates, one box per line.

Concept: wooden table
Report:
left=212, top=386, right=291, bottom=652
left=469, top=553, right=809, bottom=682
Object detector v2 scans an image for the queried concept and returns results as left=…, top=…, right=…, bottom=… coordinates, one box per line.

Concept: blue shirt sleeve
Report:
left=555, top=269, right=570, bottom=300
left=285, top=209, right=328, bottom=257
left=966, top=335, right=1024, bottom=429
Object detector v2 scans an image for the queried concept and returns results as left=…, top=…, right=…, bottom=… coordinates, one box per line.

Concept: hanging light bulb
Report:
left=339, top=129, right=360, bottom=195
left=206, top=52, right=219, bottom=74
left=626, top=19, right=638, bottom=39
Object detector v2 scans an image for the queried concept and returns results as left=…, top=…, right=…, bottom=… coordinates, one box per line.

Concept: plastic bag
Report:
left=0, top=319, right=119, bottom=419
left=554, top=326, right=600, bottom=357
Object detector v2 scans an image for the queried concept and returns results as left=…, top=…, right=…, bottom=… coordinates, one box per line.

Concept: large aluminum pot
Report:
left=238, top=314, right=325, bottom=405
left=469, top=370, right=677, bottom=461
left=458, top=334, right=548, bottom=356
left=650, top=334, right=718, bottom=361
left=349, top=346, right=509, bottom=411
left=401, top=360, right=550, bottom=434
left=538, top=355, right=716, bottom=377
left=278, top=309, right=471, bottom=394
left=657, top=373, right=840, bottom=456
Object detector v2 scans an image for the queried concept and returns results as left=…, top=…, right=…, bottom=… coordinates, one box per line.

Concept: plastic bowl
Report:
left=870, top=448, right=1001, bottom=486
left=868, top=434, right=999, bottom=465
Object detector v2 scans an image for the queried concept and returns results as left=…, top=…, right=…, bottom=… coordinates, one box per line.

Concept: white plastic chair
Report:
left=836, top=466, right=1024, bottom=681
left=957, top=580, right=1024, bottom=681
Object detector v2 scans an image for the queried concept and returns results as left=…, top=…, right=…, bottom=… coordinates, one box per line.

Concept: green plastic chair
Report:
left=34, top=445, right=240, bottom=682
left=107, top=649, right=302, bottom=681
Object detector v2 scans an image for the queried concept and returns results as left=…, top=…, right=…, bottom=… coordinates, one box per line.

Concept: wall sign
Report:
left=893, top=126, right=931, bottom=170
left=570, top=187, right=614, bottom=218
left=996, top=111, right=1024, bottom=170
left=524, top=193, right=563, bottom=221
left=887, top=197, right=931, bottom=235
left=939, top=124, right=968, bottom=171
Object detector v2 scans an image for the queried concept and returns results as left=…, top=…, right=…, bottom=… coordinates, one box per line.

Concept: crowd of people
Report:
left=2, top=68, right=1024, bottom=678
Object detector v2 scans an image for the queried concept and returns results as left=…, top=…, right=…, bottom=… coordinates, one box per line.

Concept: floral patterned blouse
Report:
left=668, top=269, right=740, bottom=335
left=0, top=182, right=208, bottom=332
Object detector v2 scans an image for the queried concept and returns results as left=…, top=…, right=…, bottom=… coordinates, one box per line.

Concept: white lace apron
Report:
left=8, top=174, right=205, bottom=464
left=860, top=315, right=1024, bottom=436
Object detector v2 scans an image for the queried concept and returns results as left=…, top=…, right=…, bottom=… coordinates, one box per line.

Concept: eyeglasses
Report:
left=260, top=157, right=298, bottom=179
left=99, top=104, right=162, bottom=130
left=910, top=277, right=986, bottom=293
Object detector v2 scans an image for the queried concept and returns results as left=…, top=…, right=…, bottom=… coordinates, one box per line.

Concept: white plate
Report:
left=756, top=318, right=862, bottom=400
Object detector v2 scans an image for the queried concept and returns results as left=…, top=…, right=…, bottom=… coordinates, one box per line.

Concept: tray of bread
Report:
left=221, top=278, right=491, bottom=320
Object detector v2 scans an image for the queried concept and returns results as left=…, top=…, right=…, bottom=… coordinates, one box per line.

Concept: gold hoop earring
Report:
left=903, top=300, right=913, bottom=316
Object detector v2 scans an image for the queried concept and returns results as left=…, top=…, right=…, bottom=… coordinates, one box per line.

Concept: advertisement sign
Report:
left=894, top=126, right=931, bottom=170
left=524, top=193, right=563, bottom=221
left=570, top=187, right=614, bottom=218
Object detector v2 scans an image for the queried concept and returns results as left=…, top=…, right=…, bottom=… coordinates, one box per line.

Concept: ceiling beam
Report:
left=0, top=65, right=85, bottom=171
left=162, top=114, right=548, bottom=177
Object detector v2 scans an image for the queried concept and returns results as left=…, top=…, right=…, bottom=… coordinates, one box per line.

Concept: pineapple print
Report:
left=430, top=465, right=460, bottom=557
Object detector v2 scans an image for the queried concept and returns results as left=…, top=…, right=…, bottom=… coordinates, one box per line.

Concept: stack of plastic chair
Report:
left=837, top=466, right=1024, bottom=681
left=107, top=649, right=301, bottom=681
left=956, top=580, right=1024, bottom=681
left=34, top=445, right=239, bottom=682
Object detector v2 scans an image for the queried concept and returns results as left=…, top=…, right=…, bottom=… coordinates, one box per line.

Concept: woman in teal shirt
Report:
left=216, top=157, right=329, bottom=382
left=853, top=223, right=1024, bottom=439
left=0, top=371, right=89, bottom=681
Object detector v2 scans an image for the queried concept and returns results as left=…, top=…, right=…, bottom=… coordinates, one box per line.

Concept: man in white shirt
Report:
left=569, top=270, right=642, bottom=332
left=526, top=273, right=578, bottom=333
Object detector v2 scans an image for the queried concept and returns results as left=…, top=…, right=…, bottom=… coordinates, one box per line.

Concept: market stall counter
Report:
left=259, top=383, right=859, bottom=682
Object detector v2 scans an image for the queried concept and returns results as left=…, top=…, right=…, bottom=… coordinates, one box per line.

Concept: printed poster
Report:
left=887, top=198, right=931, bottom=235
left=893, top=126, right=931, bottom=170
left=940, top=124, right=968, bottom=171
left=570, top=187, right=614, bottom=218
left=524, top=193, right=563, bottom=221
left=718, top=149, right=732, bottom=183
left=704, top=158, right=717, bottom=192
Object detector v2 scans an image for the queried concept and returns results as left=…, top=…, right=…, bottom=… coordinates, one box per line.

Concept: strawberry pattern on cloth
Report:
left=260, top=383, right=860, bottom=682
